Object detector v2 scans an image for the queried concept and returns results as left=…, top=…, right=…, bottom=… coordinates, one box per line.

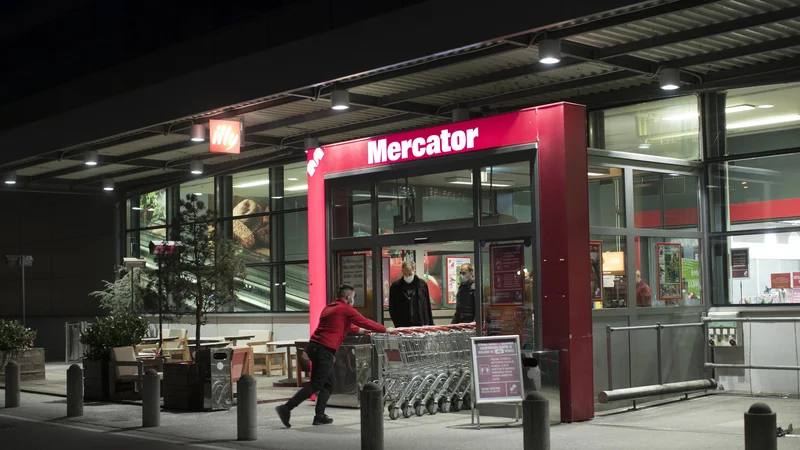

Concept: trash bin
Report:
left=521, top=349, right=561, bottom=424
left=208, top=348, right=233, bottom=411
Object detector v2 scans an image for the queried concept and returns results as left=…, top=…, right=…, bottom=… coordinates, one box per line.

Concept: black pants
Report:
left=285, top=342, right=335, bottom=417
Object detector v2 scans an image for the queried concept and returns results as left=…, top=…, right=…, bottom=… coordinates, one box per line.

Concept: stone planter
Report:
left=83, top=358, right=110, bottom=401
left=0, top=348, right=46, bottom=382
left=163, top=349, right=210, bottom=411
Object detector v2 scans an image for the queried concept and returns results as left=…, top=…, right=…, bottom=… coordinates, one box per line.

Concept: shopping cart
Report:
left=372, top=323, right=476, bottom=420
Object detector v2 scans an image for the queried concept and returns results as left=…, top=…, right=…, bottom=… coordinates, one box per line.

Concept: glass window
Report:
left=480, top=161, right=531, bottom=224
left=138, top=228, right=167, bottom=266
left=725, top=82, right=800, bottom=156
left=285, top=263, right=310, bottom=311
left=634, top=237, right=702, bottom=307
left=378, top=169, right=474, bottom=234
left=225, top=215, right=271, bottom=262
left=180, top=178, right=215, bottom=212
left=232, top=168, right=270, bottom=218
left=591, top=235, right=628, bottom=309
left=234, top=266, right=271, bottom=312
left=589, top=166, right=625, bottom=228
left=592, top=96, right=700, bottom=160
left=137, top=189, right=167, bottom=228
left=283, top=211, right=308, bottom=260
left=332, top=184, right=372, bottom=238
left=633, top=171, right=698, bottom=230
left=713, top=232, right=800, bottom=305
left=282, top=162, right=308, bottom=211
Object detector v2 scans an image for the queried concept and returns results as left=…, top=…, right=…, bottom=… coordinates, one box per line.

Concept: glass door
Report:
left=334, top=249, right=375, bottom=319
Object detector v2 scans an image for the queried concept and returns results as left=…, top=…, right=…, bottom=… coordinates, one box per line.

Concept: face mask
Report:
left=460, top=275, right=468, bottom=283
left=348, top=297, right=355, bottom=306
left=403, top=275, right=415, bottom=284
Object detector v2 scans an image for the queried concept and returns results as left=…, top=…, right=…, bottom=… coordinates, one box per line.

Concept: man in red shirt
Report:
left=276, top=284, right=388, bottom=427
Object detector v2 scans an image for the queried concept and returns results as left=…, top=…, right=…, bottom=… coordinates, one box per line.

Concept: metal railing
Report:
left=65, top=322, right=90, bottom=364
left=702, top=317, right=800, bottom=372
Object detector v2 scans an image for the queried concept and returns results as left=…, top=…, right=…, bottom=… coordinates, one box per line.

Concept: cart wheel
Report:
left=427, top=400, right=438, bottom=415
left=462, top=393, right=472, bottom=410
left=452, top=399, right=461, bottom=412
left=387, top=401, right=396, bottom=414
left=389, top=408, right=400, bottom=420
left=441, top=400, right=451, bottom=414
left=438, top=397, right=448, bottom=413
left=414, top=401, right=424, bottom=417
left=403, top=405, right=413, bottom=419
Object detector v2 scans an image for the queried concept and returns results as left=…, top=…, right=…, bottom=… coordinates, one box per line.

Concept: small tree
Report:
left=157, top=194, right=246, bottom=358
left=89, top=267, right=148, bottom=315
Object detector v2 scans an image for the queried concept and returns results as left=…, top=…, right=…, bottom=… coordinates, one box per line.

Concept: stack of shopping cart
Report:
left=371, top=323, right=476, bottom=420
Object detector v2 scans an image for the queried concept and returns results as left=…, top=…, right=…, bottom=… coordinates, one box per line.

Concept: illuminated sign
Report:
left=209, top=120, right=241, bottom=154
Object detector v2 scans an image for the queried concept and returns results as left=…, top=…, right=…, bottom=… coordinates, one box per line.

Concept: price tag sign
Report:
left=471, top=335, right=524, bottom=404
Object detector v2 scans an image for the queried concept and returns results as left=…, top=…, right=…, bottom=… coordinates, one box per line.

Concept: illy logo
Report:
left=307, top=148, right=324, bottom=177
left=209, top=119, right=241, bottom=154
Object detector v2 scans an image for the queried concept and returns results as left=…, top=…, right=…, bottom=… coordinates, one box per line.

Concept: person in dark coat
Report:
left=452, top=263, right=476, bottom=324
left=388, top=261, right=433, bottom=327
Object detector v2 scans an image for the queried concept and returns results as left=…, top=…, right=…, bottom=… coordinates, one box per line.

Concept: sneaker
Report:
left=312, top=414, right=334, bottom=425
left=276, top=405, right=291, bottom=428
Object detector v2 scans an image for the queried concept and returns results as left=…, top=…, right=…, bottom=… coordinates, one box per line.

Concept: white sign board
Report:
left=340, top=254, right=366, bottom=307
left=471, top=335, right=524, bottom=405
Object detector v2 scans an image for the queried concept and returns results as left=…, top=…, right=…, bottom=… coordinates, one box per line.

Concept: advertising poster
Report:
left=771, top=273, right=791, bottom=289
left=589, top=240, right=603, bottom=302
left=339, top=254, right=366, bottom=307
left=657, top=243, right=682, bottom=300
left=793, top=272, right=800, bottom=289
left=489, top=244, right=525, bottom=306
left=471, top=336, right=524, bottom=404
left=682, top=259, right=701, bottom=302
left=446, top=256, right=473, bottom=305
left=731, top=248, right=750, bottom=278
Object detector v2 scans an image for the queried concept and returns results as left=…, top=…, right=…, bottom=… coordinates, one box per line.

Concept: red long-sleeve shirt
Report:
left=310, top=299, right=386, bottom=352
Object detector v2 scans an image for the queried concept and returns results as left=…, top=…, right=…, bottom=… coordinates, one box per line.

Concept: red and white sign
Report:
left=471, top=336, right=524, bottom=404
left=771, top=273, right=792, bottom=289
left=793, top=272, right=800, bottom=289
left=490, top=244, right=525, bottom=306
left=209, top=119, right=241, bottom=154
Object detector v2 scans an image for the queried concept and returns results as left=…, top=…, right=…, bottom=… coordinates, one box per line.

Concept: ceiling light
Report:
left=741, top=181, right=747, bottom=185
left=272, top=196, right=284, bottom=199
left=538, top=39, right=561, bottom=64
left=331, top=89, right=350, bottom=110
left=757, top=104, right=774, bottom=109
left=725, top=104, right=755, bottom=114
left=102, top=179, right=115, bottom=191
left=233, top=179, right=269, bottom=188
left=743, top=186, right=749, bottom=189
left=587, top=172, right=604, bottom=177
left=452, top=108, right=470, bottom=122
left=147, top=207, right=155, bottom=212
left=285, top=184, right=309, bottom=191
left=304, top=137, right=320, bottom=150
left=727, top=114, right=800, bottom=130
left=190, top=160, right=203, bottom=175
left=193, top=192, right=203, bottom=196
left=288, top=177, right=298, bottom=181
left=638, top=143, right=651, bottom=149
left=132, top=206, right=142, bottom=211
left=662, top=112, right=697, bottom=121
left=3, top=172, right=17, bottom=185
left=659, top=68, right=680, bottom=91
left=84, top=150, right=99, bottom=166
left=190, top=124, right=206, bottom=142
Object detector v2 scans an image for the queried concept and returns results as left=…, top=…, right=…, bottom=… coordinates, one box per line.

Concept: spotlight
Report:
left=102, top=179, right=115, bottom=191
left=190, top=160, right=203, bottom=175
left=3, top=172, right=17, bottom=185
left=659, top=68, right=681, bottom=91
left=331, top=89, right=350, bottom=110
left=452, top=108, right=470, bottom=122
left=304, top=137, right=320, bottom=149
left=538, top=39, right=561, bottom=64
left=85, top=150, right=99, bottom=166
left=190, top=124, right=206, bottom=142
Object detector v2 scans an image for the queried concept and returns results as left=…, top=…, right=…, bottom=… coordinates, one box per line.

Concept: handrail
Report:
left=702, top=317, right=800, bottom=323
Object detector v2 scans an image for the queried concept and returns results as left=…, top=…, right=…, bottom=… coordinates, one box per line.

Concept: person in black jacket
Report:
left=388, top=261, right=433, bottom=327
left=452, top=263, right=476, bottom=324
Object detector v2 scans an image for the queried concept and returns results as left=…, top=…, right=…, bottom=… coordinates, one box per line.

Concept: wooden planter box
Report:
left=163, top=350, right=210, bottom=411
left=83, top=358, right=110, bottom=401
left=0, top=348, right=46, bottom=382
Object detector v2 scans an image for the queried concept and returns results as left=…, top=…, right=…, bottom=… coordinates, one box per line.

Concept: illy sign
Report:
left=209, top=119, right=241, bottom=154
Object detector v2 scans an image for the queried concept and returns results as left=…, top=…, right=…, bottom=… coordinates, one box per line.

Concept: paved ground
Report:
left=1, top=389, right=799, bottom=449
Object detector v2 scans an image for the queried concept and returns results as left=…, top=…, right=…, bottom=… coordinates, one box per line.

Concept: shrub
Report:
left=80, top=314, right=150, bottom=360
left=0, top=319, right=36, bottom=366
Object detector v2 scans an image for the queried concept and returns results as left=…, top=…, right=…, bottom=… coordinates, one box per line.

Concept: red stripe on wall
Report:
left=633, top=199, right=800, bottom=229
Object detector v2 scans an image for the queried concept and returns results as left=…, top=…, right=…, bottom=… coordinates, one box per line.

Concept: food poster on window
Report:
left=446, top=256, right=473, bottom=305
left=422, top=251, right=443, bottom=309
left=231, top=198, right=271, bottom=261
left=489, top=244, right=525, bottom=306
left=657, top=243, right=682, bottom=300
left=589, top=240, right=603, bottom=302
left=682, top=259, right=701, bottom=304
left=339, top=254, right=366, bottom=308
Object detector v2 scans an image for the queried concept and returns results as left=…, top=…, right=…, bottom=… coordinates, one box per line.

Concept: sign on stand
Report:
left=470, top=335, right=524, bottom=429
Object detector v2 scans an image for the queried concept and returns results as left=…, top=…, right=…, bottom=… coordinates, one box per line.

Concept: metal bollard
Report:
left=142, top=369, right=160, bottom=427
left=4, top=361, right=20, bottom=408
left=360, top=383, right=384, bottom=450
left=66, top=364, right=83, bottom=417
left=523, top=391, right=550, bottom=450
left=237, top=374, right=257, bottom=441
left=744, top=402, right=777, bottom=450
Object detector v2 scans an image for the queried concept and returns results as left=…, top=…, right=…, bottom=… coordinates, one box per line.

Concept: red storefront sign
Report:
left=793, top=272, right=800, bottom=289
left=490, top=244, right=525, bottom=306
left=471, top=336, right=524, bottom=403
left=209, top=119, right=241, bottom=154
left=771, top=273, right=791, bottom=289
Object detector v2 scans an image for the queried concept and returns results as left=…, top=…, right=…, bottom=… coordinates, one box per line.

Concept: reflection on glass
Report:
left=235, top=266, right=271, bottom=311
left=378, top=170, right=474, bottom=234
left=336, top=250, right=374, bottom=315
left=725, top=82, right=800, bottom=156
left=591, top=96, right=700, bottom=160
left=588, top=167, right=625, bottom=228
left=285, top=264, right=310, bottom=311
left=282, top=162, right=309, bottom=210
left=590, top=235, right=627, bottom=309
left=332, top=184, right=372, bottom=238
left=138, top=190, right=167, bottom=228
left=139, top=228, right=166, bottom=267
left=635, top=237, right=701, bottom=307
left=480, top=239, right=534, bottom=350
left=284, top=211, right=309, bottom=260
left=480, top=162, right=531, bottom=224
left=180, top=178, right=215, bottom=213
left=633, top=171, right=698, bottom=230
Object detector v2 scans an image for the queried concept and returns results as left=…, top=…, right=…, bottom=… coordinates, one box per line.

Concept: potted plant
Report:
left=155, top=194, right=245, bottom=411
left=0, top=319, right=37, bottom=382
left=79, top=314, right=149, bottom=400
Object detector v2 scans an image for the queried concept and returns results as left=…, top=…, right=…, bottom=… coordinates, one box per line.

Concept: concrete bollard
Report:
left=744, top=402, right=777, bottom=450
left=4, top=361, right=20, bottom=408
left=142, top=369, right=160, bottom=427
left=523, top=391, right=550, bottom=450
left=66, top=364, right=83, bottom=417
left=237, top=374, right=257, bottom=441
left=360, top=383, right=384, bottom=450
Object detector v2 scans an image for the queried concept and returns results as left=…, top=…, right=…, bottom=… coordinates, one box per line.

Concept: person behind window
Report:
left=452, top=263, right=476, bottom=324
left=636, top=270, right=652, bottom=307
left=388, top=260, right=433, bottom=327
